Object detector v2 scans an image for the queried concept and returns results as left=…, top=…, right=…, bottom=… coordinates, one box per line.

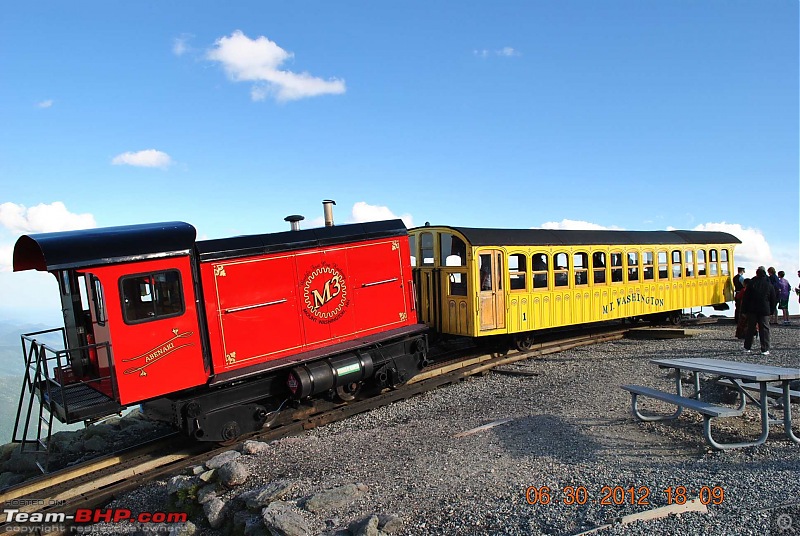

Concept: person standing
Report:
left=795, top=270, right=800, bottom=306
left=733, top=267, right=745, bottom=334
left=776, top=271, right=791, bottom=325
left=767, top=267, right=780, bottom=325
left=742, top=267, right=777, bottom=355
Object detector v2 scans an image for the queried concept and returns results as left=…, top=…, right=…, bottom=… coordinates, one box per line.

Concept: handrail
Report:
left=18, top=328, right=116, bottom=422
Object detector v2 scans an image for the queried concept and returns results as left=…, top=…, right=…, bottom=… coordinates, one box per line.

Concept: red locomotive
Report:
left=13, top=201, right=428, bottom=461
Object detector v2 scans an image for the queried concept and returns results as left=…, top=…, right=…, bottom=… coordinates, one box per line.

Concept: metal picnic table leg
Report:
left=702, top=382, right=770, bottom=450
left=630, top=392, right=683, bottom=421
left=782, top=381, right=799, bottom=444
left=629, top=367, right=684, bottom=422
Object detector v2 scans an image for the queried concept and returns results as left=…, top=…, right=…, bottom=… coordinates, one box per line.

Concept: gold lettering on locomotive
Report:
left=303, top=264, right=349, bottom=324
left=311, top=274, right=342, bottom=311
left=122, top=330, right=195, bottom=377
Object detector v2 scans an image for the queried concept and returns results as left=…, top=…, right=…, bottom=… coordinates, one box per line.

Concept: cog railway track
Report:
left=0, top=322, right=692, bottom=527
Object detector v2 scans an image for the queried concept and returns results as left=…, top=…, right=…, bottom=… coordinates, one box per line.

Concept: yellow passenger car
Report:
left=409, top=226, right=739, bottom=350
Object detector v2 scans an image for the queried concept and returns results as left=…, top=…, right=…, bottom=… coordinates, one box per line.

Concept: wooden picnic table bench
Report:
left=622, top=358, right=800, bottom=450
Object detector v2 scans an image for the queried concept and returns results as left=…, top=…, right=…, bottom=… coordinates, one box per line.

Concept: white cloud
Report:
left=0, top=244, right=12, bottom=273
left=349, top=201, right=414, bottom=229
left=0, top=202, right=96, bottom=236
left=474, top=47, right=520, bottom=58
left=0, top=202, right=97, bottom=272
left=687, top=222, right=773, bottom=271
left=111, top=149, right=172, bottom=168
left=206, top=30, right=346, bottom=102
left=36, top=100, right=54, bottom=108
left=539, top=219, right=622, bottom=230
left=173, top=34, right=192, bottom=56
left=498, top=47, right=520, bottom=57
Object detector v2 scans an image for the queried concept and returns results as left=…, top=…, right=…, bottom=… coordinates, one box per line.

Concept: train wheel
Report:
left=513, top=333, right=534, bottom=352
left=335, top=382, right=361, bottom=402
left=217, top=421, right=241, bottom=446
left=668, top=312, right=682, bottom=325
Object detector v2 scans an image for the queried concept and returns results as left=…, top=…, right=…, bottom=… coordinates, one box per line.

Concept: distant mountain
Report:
left=0, top=320, right=63, bottom=377
left=0, top=376, right=22, bottom=443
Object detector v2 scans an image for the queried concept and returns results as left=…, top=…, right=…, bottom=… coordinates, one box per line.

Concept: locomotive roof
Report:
left=415, top=226, right=741, bottom=247
left=195, top=219, right=407, bottom=261
left=14, top=219, right=409, bottom=271
left=13, top=221, right=197, bottom=272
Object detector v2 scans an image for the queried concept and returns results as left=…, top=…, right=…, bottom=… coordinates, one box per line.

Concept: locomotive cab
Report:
left=12, top=223, right=209, bottom=432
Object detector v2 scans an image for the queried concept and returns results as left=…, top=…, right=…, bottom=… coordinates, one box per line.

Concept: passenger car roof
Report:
left=413, top=226, right=741, bottom=247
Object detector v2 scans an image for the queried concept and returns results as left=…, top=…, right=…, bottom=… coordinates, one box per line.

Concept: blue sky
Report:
left=1, top=1, right=798, bottom=323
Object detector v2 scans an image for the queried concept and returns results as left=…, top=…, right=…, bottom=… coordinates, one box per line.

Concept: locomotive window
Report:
left=697, top=250, right=706, bottom=276
left=709, top=249, right=719, bottom=275
left=573, top=252, right=588, bottom=286
left=441, top=234, right=466, bottom=267
left=421, top=233, right=434, bottom=265
left=532, top=253, right=549, bottom=289
left=592, top=252, right=606, bottom=284
left=554, top=252, right=569, bottom=287
left=626, top=252, right=640, bottom=282
left=671, top=250, right=682, bottom=279
left=657, top=251, right=668, bottom=279
left=720, top=249, right=729, bottom=276
left=684, top=250, right=694, bottom=277
left=77, top=274, right=89, bottom=313
left=448, top=272, right=467, bottom=296
left=92, top=276, right=106, bottom=326
left=610, top=252, right=623, bottom=283
left=509, top=254, right=527, bottom=291
left=121, top=270, right=184, bottom=323
left=409, top=235, right=417, bottom=266
left=59, top=270, right=71, bottom=295
left=642, top=251, right=654, bottom=280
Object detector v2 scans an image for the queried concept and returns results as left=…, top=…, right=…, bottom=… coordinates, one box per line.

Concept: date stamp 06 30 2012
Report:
left=525, top=485, right=725, bottom=507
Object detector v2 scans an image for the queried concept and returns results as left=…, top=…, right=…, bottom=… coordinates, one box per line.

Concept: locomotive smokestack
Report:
left=322, top=199, right=336, bottom=227
left=284, top=215, right=304, bottom=231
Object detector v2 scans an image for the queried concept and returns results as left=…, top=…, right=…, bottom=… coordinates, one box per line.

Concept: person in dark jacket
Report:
left=742, top=266, right=777, bottom=355
left=767, top=266, right=780, bottom=325
left=733, top=267, right=746, bottom=337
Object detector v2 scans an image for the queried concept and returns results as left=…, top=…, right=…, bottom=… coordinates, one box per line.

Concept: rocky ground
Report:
left=9, top=322, right=800, bottom=535
left=0, top=410, right=174, bottom=488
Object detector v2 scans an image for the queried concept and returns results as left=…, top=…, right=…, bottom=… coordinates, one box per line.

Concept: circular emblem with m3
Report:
left=302, top=263, right=349, bottom=323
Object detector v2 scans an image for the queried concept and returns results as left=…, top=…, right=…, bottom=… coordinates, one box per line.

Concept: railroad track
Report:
left=0, top=322, right=678, bottom=527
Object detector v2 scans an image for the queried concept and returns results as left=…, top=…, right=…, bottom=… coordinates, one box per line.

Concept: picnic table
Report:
left=622, top=357, right=800, bottom=450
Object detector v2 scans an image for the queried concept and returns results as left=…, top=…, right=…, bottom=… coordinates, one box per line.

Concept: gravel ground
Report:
left=101, top=322, right=799, bottom=536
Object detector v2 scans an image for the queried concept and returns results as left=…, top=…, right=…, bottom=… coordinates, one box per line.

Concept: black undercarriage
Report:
left=142, top=331, right=428, bottom=443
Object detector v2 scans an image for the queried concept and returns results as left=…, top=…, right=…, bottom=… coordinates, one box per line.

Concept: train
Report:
left=10, top=201, right=739, bottom=466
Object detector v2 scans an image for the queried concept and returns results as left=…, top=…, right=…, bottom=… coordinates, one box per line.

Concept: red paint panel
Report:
left=347, top=240, right=410, bottom=331
left=92, top=257, right=208, bottom=406
left=202, top=236, right=418, bottom=376
left=210, top=255, right=304, bottom=368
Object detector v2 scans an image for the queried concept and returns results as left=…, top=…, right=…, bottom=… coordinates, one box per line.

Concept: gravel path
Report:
left=102, top=322, right=800, bottom=536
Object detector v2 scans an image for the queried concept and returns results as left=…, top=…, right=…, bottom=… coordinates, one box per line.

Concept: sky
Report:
left=1, top=0, right=798, bottom=324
